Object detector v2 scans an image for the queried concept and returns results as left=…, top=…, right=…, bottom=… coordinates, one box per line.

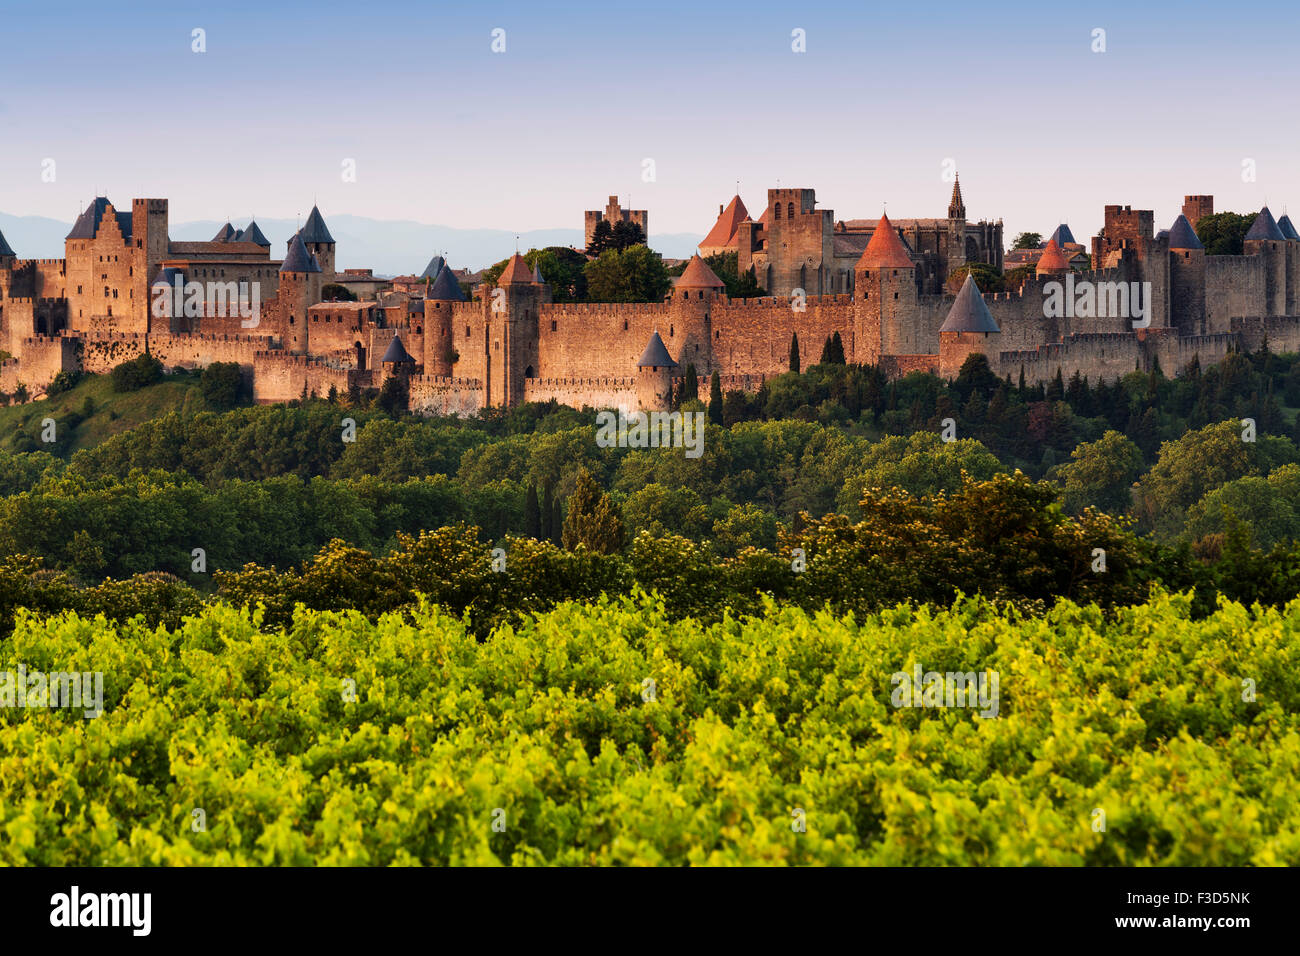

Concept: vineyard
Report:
left=2, top=590, right=1297, bottom=865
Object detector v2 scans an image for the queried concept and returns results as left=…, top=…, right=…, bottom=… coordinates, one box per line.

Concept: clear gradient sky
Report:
left=0, top=0, right=1296, bottom=247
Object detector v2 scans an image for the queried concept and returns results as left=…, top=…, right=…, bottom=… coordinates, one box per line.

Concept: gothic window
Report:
left=787, top=202, right=794, bottom=219
left=774, top=204, right=781, bottom=220
left=551, top=320, right=557, bottom=331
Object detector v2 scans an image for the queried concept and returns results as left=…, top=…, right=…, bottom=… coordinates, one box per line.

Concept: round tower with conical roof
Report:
left=279, top=232, right=322, bottom=353
left=670, top=254, right=724, bottom=377
left=854, top=213, right=918, bottom=364
left=636, top=330, right=677, bottom=411
left=1167, top=214, right=1206, bottom=335
left=486, top=253, right=543, bottom=407
left=299, top=205, right=336, bottom=285
left=1244, top=205, right=1287, bottom=317
left=423, top=262, right=466, bottom=376
left=938, top=274, right=1001, bottom=379
left=1035, top=238, right=1070, bottom=278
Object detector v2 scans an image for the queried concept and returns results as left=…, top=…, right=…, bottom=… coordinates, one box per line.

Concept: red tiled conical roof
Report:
left=1035, top=238, right=1069, bottom=275
left=857, top=214, right=914, bottom=270
left=498, top=252, right=533, bottom=285
left=677, top=254, right=726, bottom=288
left=700, top=195, right=750, bottom=251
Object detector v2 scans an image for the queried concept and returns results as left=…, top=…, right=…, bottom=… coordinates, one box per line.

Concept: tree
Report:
left=708, top=370, right=723, bottom=426
left=110, top=353, right=163, bottom=392
left=789, top=332, right=801, bottom=373
left=561, top=469, right=623, bottom=553
left=946, top=262, right=1004, bottom=294
left=1059, top=430, right=1144, bottom=514
left=684, top=364, right=699, bottom=405
left=321, top=284, right=357, bottom=302
left=586, top=219, right=615, bottom=256
left=583, top=246, right=671, bottom=303
left=524, top=484, right=541, bottom=539
left=1012, top=232, right=1043, bottom=250
left=527, top=247, right=588, bottom=302
left=200, top=362, right=245, bottom=409
left=819, top=331, right=845, bottom=365
left=611, top=219, right=646, bottom=251
left=1196, top=212, right=1254, bottom=257
left=377, top=374, right=409, bottom=416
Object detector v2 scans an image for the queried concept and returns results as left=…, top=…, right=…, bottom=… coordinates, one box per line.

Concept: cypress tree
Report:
left=525, top=484, right=541, bottom=539
left=709, top=370, right=723, bottom=425
left=685, top=363, right=699, bottom=404
left=789, top=332, right=801, bottom=373
left=541, top=481, right=554, bottom=540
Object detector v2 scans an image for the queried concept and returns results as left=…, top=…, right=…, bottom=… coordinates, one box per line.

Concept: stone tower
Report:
left=487, top=253, right=543, bottom=407
left=854, top=213, right=917, bottom=363
left=1278, top=213, right=1300, bottom=316
left=670, top=255, right=725, bottom=377
left=299, top=205, right=336, bottom=285
left=380, top=334, right=416, bottom=385
left=636, top=330, right=677, bottom=412
left=423, top=263, right=465, bottom=376
left=1182, top=195, right=1214, bottom=228
left=938, top=273, right=1001, bottom=379
left=279, top=232, right=321, bottom=354
left=1167, top=214, right=1206, bottom=335
left=132, top=199, right=168, bottom=330
left=1244, top=205, right=1287, bottom=317
left=764, top=187, right=832, bottom=296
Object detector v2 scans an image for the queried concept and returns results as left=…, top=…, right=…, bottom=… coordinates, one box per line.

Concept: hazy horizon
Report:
left=0, top=0, right=1295, bottom=261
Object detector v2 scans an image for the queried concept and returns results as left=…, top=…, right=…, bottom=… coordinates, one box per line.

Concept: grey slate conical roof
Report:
left=532, top=262, right=544, bottom=283
left=300, top=205, right=335, bottom=244
left=419, top=255, right=446, bottom=281
left=939, top=274, right=1000, bottom=334
left=281, top=232, right=322, bottom=273
left=1167, top=214, right=1203, bottom=250
left=1279, top=214, right=1300, bottom=241
left=1048, top=224, right=1076, bottom=246
left=381, top=335, right=414, bottom=364
left=212, top=222, right=237, bottom=243
left=236, top=220, right=271, bottom=247
left=427, top=266, right=465, bottom=301
left=1246, top=206, right=1285, bottom=241
left=636, top=330, right=677, bottom=368
left=0, top=227, right=14, bottom=257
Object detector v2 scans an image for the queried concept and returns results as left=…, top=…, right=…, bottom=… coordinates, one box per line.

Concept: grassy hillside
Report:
left=0, top=372, right=210, bottom=455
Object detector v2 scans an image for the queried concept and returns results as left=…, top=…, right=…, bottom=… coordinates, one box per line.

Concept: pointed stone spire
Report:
left=636, top=330, right=677, bottom=368
left=532, top=261, right=544, bottom=284
left=948, top=175, right=965, bottom=220
left=427, top=266, right=465, bottom=301
left=676, top=254, right=726, bottom=288
left=0, top=226, right=15, bottom=257
left=1167, top=214, right=1204, bottom=251
left=212, top=222, right=237, bottom=243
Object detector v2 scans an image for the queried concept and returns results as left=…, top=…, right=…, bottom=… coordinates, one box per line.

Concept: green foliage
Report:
left=46, top=370, right=83, bottom=397
left=1060, top=430, right=1144, bottom=515
left=1196, top=212, right=1254, bottom=256
left=2, top=589, right=1297, bottom=864
left=561, top=469, right=624, bottom=554
left=199, top=362, right=245, bottom=409
left=1012, top=232, right=1042, bottom=250
left=110, top=354, right=163, bottom=393
left=946, top=263, right=1004, bottom=294
left=789, top=332, right=801, bottom=373
left=321, top=283, right=358, bottom=302
left=818, top=332, right=846, bottom=365
left=583, top=246, right=671, bottom=303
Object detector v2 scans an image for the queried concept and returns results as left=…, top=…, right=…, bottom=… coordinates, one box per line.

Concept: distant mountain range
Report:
left=0, top=211, right=705, bottom=275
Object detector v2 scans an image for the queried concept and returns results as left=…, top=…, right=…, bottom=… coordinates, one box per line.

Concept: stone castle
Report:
left=1, top=180, right=1298, bottom=417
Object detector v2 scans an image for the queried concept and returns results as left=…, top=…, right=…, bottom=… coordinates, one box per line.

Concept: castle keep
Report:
left=2, top=183, right=1299, bottom=417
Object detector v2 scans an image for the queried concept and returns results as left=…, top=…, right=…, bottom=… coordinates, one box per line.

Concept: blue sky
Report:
left=0, top=0, right=1296, bottom=252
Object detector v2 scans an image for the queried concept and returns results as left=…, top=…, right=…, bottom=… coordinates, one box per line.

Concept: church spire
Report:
left=948, top=174, right=966, bottom=220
